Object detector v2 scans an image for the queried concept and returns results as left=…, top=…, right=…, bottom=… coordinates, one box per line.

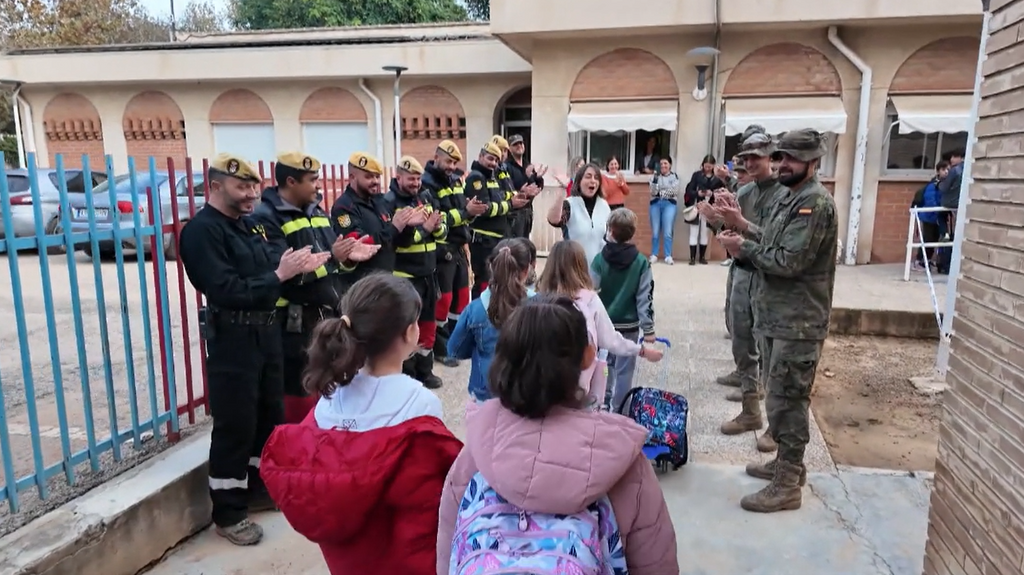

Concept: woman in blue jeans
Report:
left=648, top=157, right=681, bottom=264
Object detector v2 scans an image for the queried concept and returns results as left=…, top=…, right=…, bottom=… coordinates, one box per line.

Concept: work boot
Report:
left=417, top=352, right=443, bottom=390
left=715, top=372, right=743, bottom=387
left=720, top=394, right=764, bottom=435
left=215, top=518, right=264, bottom=546
left=402, top=356, right=418, bottom=379
left=757, top=430, right=778, bottom=453
left=745, top=457, right=807, bottom=486
left=740, top=460, right=805, bottom=513
left=726, top=387, right=764, bottom=402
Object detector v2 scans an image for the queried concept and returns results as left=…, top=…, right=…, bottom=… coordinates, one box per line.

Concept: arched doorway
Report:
left=495, top=86, right=532, bottom=164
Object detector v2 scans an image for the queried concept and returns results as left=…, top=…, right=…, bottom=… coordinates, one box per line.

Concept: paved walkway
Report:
left=145, top=262, right=935, bottom=574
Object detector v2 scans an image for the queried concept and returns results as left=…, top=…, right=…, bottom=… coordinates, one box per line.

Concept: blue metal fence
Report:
left=0, top=152, right=205, bottom=514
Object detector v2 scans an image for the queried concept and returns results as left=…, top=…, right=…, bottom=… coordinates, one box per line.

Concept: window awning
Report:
left=567, top=100, right=678, bottom=133
left=723, top=97, right=848, bottom=136
left=889, top=95, right=972, bottom=134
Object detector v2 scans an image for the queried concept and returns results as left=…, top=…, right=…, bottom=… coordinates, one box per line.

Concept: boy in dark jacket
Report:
left=591, top=208, right=655, bottom=411
left=910, top=160, right=949, bottom=270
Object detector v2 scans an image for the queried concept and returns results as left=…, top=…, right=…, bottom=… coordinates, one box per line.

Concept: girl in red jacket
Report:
left=260, top=273, right=462, bottom=575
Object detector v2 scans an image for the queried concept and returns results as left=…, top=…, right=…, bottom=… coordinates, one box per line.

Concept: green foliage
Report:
left=0, top=89, right=12, bottom=135
left=463, top=0, right=489, bottom=20
left=1, top=134, right=19, bottom=167
left=230, top=0, right=469, bottom=30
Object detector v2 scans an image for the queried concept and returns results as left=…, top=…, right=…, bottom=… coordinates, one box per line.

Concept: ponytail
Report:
left=303, top=316, right=365, bottom=398
left=487, top=239, right=533, bottom=328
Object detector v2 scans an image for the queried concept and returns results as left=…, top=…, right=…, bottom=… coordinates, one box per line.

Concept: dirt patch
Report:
left=812, top=335, right=942, bottom=472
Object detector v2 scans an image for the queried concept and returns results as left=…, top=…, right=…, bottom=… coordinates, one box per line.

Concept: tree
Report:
left=0, top=0, right=169, bottom=48
left=175, top=0, right=230, bottom=34
left=463, top=0, right=489, bottom=20
left=230, top=0, right=468, bottom=30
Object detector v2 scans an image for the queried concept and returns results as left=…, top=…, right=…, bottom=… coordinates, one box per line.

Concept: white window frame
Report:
left=880, top=111, right=966, bottom=177
left=568, top=130, right=677, bottom=173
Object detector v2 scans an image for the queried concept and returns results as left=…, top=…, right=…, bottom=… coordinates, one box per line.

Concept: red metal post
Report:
left=174, top=158, right=196, bottom=424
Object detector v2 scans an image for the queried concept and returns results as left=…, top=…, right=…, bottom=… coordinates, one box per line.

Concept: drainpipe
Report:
left=827, top=26, right=871, bottom=266
left=10, top=83, right=26, bottom=169
left=706, top=0, right=723, bottom=155
left=935, top=0, right=991, bottom=378
left=20, top=93, right=36, bottom=162
left=358, top=79, right=385, bottom=163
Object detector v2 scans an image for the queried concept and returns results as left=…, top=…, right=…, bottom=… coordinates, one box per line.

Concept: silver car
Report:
left=65, top=170, right=207, bottom=260
left=2, top=169, right=108, bottom=251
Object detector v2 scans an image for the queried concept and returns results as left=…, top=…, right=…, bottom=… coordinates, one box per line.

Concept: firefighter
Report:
left=251, top=152, right=380, bottom=424
left=490, top=134, right=516, bottom=200
left=421, top=140, right=487, bottom=366
left=466, top=141, right=529, bottom=298
left=384, top=155, right=447, bottom=389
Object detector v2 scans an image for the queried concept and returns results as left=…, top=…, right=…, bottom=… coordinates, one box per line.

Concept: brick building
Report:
left=0, top=1, right=983, bottom=260
left=922, top=0, right=1024, bottom=573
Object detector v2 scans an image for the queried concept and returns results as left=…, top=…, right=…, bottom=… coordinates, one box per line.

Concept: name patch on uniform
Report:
left=797, top=208, right=814, bottom=215
left=473, top=180, right=483, bottom=190
left=336, top=214, right=351, bottom=228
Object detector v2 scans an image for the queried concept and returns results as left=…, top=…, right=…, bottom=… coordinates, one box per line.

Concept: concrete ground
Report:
left=139, top=259, right=936, bottom=574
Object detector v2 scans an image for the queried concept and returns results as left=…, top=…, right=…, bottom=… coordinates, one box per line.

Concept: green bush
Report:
left=0, top=134, right=18, bottom=167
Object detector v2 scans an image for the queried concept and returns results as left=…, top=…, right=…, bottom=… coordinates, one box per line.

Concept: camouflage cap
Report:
left=209, top=153, right=261, bottom=183
left=773, top=129, right=827, bottom=162
left=735, top=132, right=775, bottom=158
left=741, top=124, right=767, bottom=141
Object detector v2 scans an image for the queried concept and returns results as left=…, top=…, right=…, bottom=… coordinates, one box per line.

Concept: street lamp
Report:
left=383, top=65, right=408, bottom=165
left=686, top=46, right=720, bottom=101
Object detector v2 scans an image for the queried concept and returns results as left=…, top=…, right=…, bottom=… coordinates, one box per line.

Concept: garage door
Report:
left=302, top=122, right=370, bottom=167
left=211, top=123, right=276, bottom=167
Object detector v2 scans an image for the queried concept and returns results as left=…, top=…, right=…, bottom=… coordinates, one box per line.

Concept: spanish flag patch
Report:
left=797, top=208, right=813, bottom=215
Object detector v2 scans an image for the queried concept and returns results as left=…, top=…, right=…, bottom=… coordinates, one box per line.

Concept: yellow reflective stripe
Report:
left=276, top=298, right=289, bottom=307
left=487, top=202, right=500, bottom=217
left=314, top=265, right=328, bottom=278
left=395, top=242, right=436, bottom=253
left=472, top=228, right=502, bottom=238
left=339, top=260, right=356, bottom=272
left=433, top=223, right=447, bottom=239
left=436, top=187, right=453, bottom=198
left=281, top=218, right=310, bottom=235
left=309, top=216, right=331, bottom=228
left=452, top=186, right=465, bottom=195
left=393, top=270, right=414, bottom=278
left=447, top=209, right=465, bottom=226
left=413, top=228, right=424, bottom=244
left=498, top=201, right=511, bottom=216
left=486, top=182, right=500, bottom=188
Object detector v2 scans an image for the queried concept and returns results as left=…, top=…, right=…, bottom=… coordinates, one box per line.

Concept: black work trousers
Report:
left=206, top=320, right=284, bottom=527
left=510, top=209, right=534, bottom=240
left=469, top=233, right=500, bottom=299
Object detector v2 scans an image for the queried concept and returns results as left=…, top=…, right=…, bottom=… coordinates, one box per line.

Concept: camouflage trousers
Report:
left=762, top=337, right=824, bottom=465
left=724, top=262, right=735, bottom=335
left=729, top=267, right=759, bottom=393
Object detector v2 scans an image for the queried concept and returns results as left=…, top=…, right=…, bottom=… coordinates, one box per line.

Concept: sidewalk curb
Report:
left=830, top=307, right=940, bottom=339
left=0, top=431, right=211, bottom=575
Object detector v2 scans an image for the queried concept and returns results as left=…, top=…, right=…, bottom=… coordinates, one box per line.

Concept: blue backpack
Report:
left=618, top=387, right=689, bottom=469
left=449, top=472, right=629, bottom=575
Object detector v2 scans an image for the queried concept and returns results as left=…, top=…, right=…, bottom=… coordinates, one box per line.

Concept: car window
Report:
left=91, top=174, right=132, bottom=194
left=115, top=175, right=168, bottom=195
left=6, top=175, right=30, bottom=193
left=44, top=170, right=93, bottom=193
left=175, top=175, right=207, bottom=197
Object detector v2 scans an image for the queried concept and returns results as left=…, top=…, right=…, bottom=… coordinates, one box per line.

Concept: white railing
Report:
left=903, top=205, right=952, bottom=333
left=529, top=185, right=565, bottom=255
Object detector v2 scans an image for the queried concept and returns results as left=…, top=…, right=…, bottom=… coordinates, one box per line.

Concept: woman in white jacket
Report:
left=546, top=163, right=612, bottom=268
left=648, top=157, right=681, bottom=265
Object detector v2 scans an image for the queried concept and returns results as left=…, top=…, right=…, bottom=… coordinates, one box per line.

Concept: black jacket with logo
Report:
left=251, top=186, right=350, bottom=309
left=464, top=160, right=512, bottom=239
left=506, top=158, right=545, bottom=211
left=329, top=185, right=398, bottom=280
left=383, top=179, right=447, bottom=278
left=422, top=161, right=471, bottom=247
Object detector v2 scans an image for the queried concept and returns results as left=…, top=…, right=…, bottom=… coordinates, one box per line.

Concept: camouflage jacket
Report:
left=738, top=176, right=838, bottom=340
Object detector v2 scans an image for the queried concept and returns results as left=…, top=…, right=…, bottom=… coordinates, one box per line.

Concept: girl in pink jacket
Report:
left=538, top=240, right=662, bottom=407
left=436, top=294, right=679, bottom=574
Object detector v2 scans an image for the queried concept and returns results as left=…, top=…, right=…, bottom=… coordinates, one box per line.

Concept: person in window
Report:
left=557, top=156, right=586, bottom=199
left=547, top=163, right=611, bottom=266
left=936, top=148, right=965, bottom=275
left=648, top=157, right=680, bottom=265
left=684, top=155, right=726, bottom=265
left=602, top=156, right=631, bottom=210
left=911, top=160, right=949, bottom=271
left=636, top=136, right=660, bottom=175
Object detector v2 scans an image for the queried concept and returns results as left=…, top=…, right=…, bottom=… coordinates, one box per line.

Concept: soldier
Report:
left=701, top=131, right=786, bottom=455
left=178, top=153, right=329, bottom=545
left=384, top=156, right=448, bottom=389
left=714, top=129, right=840, bottom=513
left=504, top=133, right=546, bottom=239
left=421, top=140, right=487, bottom=366
left=466, top=141, right=529, bottom=298
left=330, top=152, right=427, bottom=283
left=252, top=152, right=380, bottom=424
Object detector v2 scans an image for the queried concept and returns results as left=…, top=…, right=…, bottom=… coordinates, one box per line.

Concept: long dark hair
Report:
left=487, top=238, right=532, bottom=328
left=570, top=163, right=604, bottom=198
left=303, top=274, right=421, bottom=397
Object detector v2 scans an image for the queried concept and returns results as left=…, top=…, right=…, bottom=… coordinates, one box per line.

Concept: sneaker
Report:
left=215, top=518, right=264, bottom=546
left=720, top=258, right=733, bottom=267
left=664, top=256, right=674, bottom=265
left=649, top=255, right=659, bottom=264
left=437, top=356, right=460, bottom=368
left=912, top=261, right=925, bottom=272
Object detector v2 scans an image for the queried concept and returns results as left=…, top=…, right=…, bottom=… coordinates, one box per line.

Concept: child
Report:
left=591, top=208, right=656, bottom=411
left=260, top=274, right=462, bottom=575
left=437, top=295, right=679, bottom=574
left=448, top=238, right=535, bottom=404
left=538, top=239, right=662, bottom=409
left=524, top=237, right=539, bottom=290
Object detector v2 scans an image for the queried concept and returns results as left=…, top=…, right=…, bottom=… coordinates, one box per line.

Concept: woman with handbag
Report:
left=683, top=155, right=727, bottom=265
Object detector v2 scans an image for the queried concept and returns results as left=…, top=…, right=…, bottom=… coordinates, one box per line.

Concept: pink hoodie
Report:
left=437, top=400, right=679, bottom=575
left=575, top=289, right=642, bottom=403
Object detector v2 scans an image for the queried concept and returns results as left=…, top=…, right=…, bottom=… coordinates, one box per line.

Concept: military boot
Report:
left=720, top=394, right=763, bottom=435
left=745, top=457, right=806, bottom=485
left=417, top=352, right=443, bottom=390
left=756, top=430, right=778, bottom=453
left=715, top=371, right=743, bottom=387
left=726, top=386, right=764, bottom=402
left=740, top=459, right=805, bottom=513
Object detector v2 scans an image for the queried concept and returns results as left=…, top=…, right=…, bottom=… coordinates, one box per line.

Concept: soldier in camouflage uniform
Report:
left=714, top=129, right=839, bottom=513
left=721, top=125, right=766, bottom=339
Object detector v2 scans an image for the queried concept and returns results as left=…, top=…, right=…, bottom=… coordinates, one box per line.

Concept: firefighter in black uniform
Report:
left=178, top=153, right=329, bottom=546
left=490, top=134, right=516, bottom=200
left=251, top=152, right=380, bottom=424
left=505, top=133, right=546, bottom=239
left=421, top=140, right=488, bottom=366
left=384, top=156, right=448, bottom=389
left=466, top=141, right=529, bottom=298
left=330, top=152, right=427, bottom=281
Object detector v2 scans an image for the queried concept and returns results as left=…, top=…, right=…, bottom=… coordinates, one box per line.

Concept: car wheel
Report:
left=83, top=245, right=115, bottom=261
left=43, top=217, right=66, bottom=255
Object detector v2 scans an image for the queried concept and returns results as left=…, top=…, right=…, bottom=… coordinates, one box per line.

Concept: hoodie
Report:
left=437, top=400, right=679, bottom=574
left=260, top=371, right=462, bottom=575
left=591, top=242, right=655, bottom=335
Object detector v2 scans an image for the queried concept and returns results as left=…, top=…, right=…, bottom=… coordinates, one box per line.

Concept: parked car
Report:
left=65, top=171, right=207, bottom=260
left=2, top=169, right=109, bottom=252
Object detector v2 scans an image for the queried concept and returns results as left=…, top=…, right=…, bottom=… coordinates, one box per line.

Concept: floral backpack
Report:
left=449, top=472, right=629, bottom=575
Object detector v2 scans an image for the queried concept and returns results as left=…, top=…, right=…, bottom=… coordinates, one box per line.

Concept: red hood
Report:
left=261, top=415, right=462, bottom=545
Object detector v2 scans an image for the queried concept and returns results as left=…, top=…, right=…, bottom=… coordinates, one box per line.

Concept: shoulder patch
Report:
left=336, top=213, right=352, bottom=228
left=797, top=208, right=814, bottom=215
left=472, top=180, right=483, bottom=190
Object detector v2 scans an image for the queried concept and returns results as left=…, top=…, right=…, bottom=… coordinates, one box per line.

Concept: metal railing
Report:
left=902, top=205, right=951, bottom=333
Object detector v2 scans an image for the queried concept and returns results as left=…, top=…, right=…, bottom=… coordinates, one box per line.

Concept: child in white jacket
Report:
left=537, top=240, right=663, bottom=409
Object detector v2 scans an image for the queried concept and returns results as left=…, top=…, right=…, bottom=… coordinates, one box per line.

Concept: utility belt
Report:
left=199, top=306, right=277, bottom=340
left=276, top=301, right=337, bottom=334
